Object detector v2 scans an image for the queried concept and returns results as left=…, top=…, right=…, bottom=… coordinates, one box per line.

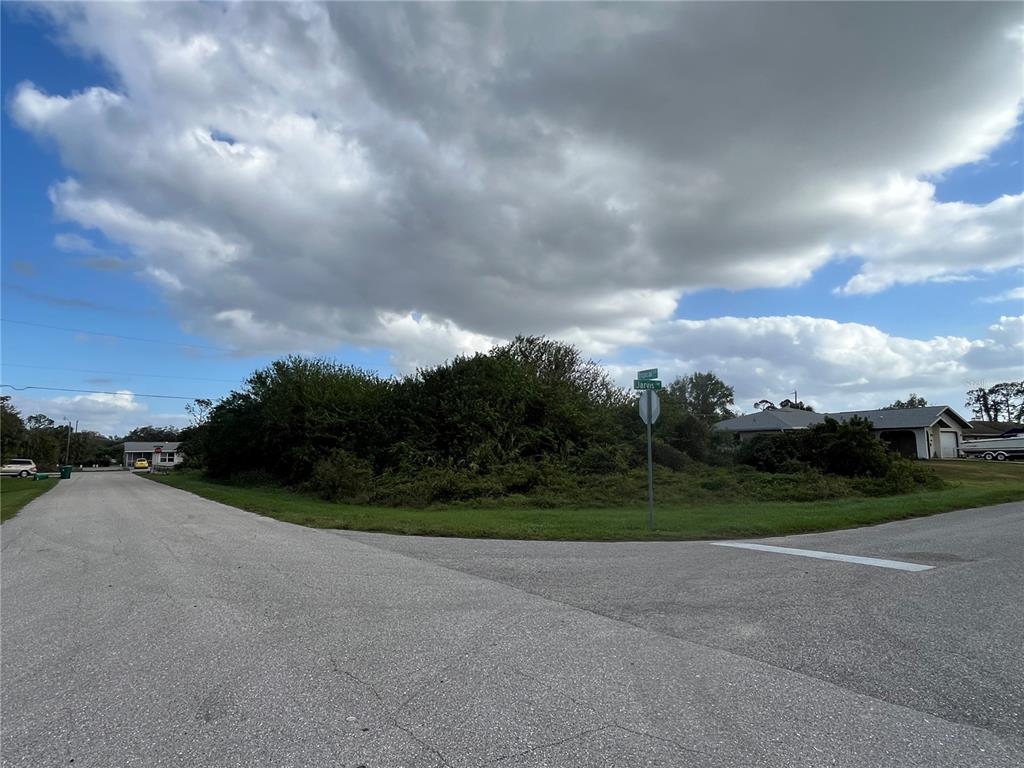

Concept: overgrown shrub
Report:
left=662, top=413, right=712, bottom=462
left=651, top=439, right=689, bottom=471
left=738, top=417, right=905, bottom=479
left=809, top=416, right=891, bottom=477
left=573, top=444, right=629, bottom=475
left=308, top=449, right=373, bottom=501
left=736, top=432, right=808, bottom=474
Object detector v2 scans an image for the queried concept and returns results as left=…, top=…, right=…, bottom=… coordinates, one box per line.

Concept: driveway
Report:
left=2, top=472, right=1021, bottom=767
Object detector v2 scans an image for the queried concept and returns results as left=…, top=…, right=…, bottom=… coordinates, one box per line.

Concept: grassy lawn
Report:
left=0, top=476, right=59, bottom=523
left=144, top=459, right=1023, bottom=541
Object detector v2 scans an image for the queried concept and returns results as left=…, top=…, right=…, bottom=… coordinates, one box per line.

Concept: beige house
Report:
left=712, top=406, right=971, bottom=459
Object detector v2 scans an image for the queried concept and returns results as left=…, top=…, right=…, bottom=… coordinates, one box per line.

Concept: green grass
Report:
left=145, top=459, right=1024, bottom=541
left=0, top=476, right=59, bottom=523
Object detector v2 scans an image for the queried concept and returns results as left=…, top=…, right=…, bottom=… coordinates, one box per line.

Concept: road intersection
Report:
left=2, top=472, right=1021, bottom=766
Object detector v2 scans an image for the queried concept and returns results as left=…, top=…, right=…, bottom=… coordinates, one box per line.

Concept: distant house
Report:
left=712, top=406, right=971, bottom=459
left=965, top=421, right=1024, bottom=441
left=122, top=441, right=183, bottom=469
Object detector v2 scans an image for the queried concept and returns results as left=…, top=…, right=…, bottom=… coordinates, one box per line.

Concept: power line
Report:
left=1, top=363, right=238, bottom=385
left=1, top=384, right=211, bottom=401
left=0, top=318, right=235, bottom=353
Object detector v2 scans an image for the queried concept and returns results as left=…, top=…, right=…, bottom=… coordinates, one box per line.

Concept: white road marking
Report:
left=711, top=542, right=934, bottom=572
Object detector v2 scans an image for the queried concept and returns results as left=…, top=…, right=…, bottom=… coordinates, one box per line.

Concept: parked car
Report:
left=133, top=458, right=150, bottom=470
left=1, top=459, right=38, bottom=478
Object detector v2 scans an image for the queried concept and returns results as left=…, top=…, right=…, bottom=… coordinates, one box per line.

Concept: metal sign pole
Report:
left=646, top=389, right=654, bottom=530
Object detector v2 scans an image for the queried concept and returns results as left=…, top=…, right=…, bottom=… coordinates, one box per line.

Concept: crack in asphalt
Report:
left=486, top=723, right=618, bottom=764
left=329, top=654, right=455, bottom=767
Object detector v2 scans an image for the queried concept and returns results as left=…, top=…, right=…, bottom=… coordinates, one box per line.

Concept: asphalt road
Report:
left=2, top=472, right=1021, bottom=767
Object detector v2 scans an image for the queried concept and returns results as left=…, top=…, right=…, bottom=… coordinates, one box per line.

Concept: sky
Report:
left=1, top=2, right=1022, bottom=437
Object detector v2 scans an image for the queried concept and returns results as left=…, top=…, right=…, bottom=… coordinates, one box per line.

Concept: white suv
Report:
left=1, top=459, right=37, bottom=478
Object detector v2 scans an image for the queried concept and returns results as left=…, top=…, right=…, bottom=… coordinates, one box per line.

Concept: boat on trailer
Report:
left=959, top=434, right=1024, bottom=461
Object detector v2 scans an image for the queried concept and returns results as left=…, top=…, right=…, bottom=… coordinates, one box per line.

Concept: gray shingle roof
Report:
left=713, top=406, right=971, bottom=433
left=713, top=408, right=823, bottom=432
left=827, top=406, right=971, bottom=430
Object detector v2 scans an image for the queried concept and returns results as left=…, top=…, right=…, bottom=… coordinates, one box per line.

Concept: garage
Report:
left=939, top=431, right=959, bottom=458
left=879, top=430, right=918, bottom=458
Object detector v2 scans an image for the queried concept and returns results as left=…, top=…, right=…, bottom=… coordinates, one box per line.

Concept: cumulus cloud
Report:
left=640, top=314, right=1024, bottom=414
left=8, top=2, right=1023, bottom=369
left=979, top=285, right=1024, bottom=303
left=7, top=390, right=172, bottom=437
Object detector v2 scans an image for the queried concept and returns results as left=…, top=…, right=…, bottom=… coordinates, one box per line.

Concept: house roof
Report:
left=713, top=406, right=972, bottom=433
left=828, top=406, right=972, bottom=430
left=968, top=420, right=1023, bottom=438
left=123, top=441, right=182, bottom=452
left=713, top=407, right=824, bottom=432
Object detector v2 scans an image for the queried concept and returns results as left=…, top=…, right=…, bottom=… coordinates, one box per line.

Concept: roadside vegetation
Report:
left=0, top=477, right=58, bottom=523
left=177, top=337, right=940, bottom=502
left=147, top=460, right=1022, bottom=540
left=136, top=336, right=1023, bottom=539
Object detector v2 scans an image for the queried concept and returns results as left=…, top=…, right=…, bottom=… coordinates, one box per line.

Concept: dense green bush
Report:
left=736, top=431, right=809, bottom=474
left=736, top=416, right=936, bottom=484
left=809, top=416, right=892, bottom=477
left=651, top=439, right=690, bottom=471
left=573, top=444, right=629, bottom=475
left=308, top=449, right=373, bottom=501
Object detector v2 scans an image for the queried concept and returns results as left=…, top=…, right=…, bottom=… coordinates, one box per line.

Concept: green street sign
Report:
left=634, top=379, right=662, bottom=390
left=637, top=368, right=658, bottom=381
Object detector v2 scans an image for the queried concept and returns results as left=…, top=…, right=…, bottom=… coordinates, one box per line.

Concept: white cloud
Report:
left=53, top=232, right=102, bottom=255
left=641, top=314, right=1024, bottom=414
left=6, top=390, right=183, bottom=437
left=979, top=286, right=1024, bottom=303
left=8, top=2, right=1024, bottom=370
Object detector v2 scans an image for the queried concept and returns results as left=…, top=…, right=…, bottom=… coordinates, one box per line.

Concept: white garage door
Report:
left=939, top=431, right=958, bottom=458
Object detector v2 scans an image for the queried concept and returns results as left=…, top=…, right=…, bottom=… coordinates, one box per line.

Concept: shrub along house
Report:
left=122, top=441, right=183, bottom=469
left=712, top=406, right=971, bottom=459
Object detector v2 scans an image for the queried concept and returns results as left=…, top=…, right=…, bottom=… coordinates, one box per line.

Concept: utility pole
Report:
left=64, top=418, right=72, bottom=465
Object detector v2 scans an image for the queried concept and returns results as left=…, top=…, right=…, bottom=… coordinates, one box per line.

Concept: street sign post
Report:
left=633, top=379, right=662, bottom=390
left=635, top=374, right=662, bottom=531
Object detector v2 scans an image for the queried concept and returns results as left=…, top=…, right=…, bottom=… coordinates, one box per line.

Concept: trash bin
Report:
left=59, top=465, right=72, bottom=479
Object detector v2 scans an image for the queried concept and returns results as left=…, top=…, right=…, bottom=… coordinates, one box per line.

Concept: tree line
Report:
left=177, top=337, right=739, bottom=502
left=0, top=396, right=181, bottom=469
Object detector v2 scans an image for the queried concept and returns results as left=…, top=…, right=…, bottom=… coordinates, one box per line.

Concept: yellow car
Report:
left=133, top=458, right=150, bottom=470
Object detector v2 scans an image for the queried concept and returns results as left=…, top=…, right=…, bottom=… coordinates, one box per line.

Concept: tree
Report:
left=24, top=413, right=62, bottom=468
left=1, top=396, right=27, bottom=461
left=178, top=398, right=214, bottom=469
left=885, top=394, right=928, bottom=410
left=779, top=398, right=814, bottom=412
left=966, top=382, right=1024, bottom=422
left=122, top=425, right=182, bottom=442
left=755, top=397, right=813, bottom=411
left=666, top=372, right=736, bottom=423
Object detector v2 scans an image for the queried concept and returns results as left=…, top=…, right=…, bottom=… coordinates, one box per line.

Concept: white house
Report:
left=122, top=441, right=184, bottom=469
left=712, top=406, right=971, bottom=459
